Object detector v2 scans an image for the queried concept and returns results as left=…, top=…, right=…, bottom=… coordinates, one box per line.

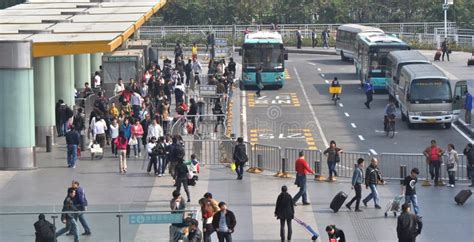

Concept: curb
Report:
left=455, top=119, right=474, bottom=137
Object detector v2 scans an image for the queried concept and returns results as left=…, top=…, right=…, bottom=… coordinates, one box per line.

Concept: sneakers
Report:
left=450, top=184, right=455, bottom=188
left=82, top=231, right=91, bottom=236
left=363, top=201, right=368, bottom=207
left=345, top=204, right=352, bottom=211
left=375, top=205, right=382, bottom=209
left=355, top=209, right=363, bottom=212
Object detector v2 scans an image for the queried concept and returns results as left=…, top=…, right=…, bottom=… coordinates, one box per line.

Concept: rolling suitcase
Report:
left=294, top=217, right=319, bottom=241
left=454, top=189, right=472, bottom=205
left=434, top=51, right=441, bottom=61
left=384, top=195, right=404, bottom=217
left=330, top=191, right=348, bottom=212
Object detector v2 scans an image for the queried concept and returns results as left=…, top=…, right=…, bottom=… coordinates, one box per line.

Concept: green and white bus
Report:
left=335, top=24, right=384, bottom=61
left=354, top=32, right=409, bottom=91
left=240, top=31, right=288, bottom=89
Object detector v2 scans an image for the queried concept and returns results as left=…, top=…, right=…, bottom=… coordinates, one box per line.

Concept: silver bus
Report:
left=398, top=64, right=453, bottom=129
left=387, top=50, right=431, bottom=102
left=335, top=24, right=384, bottom=61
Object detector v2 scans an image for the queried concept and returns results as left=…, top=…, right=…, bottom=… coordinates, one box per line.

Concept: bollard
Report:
left=400, top=165, right=407, bottom=185
left=314, top=161, right=326, bottom=181
left=116, top=214, right=123, bottom=242
left=80, top=134, right=86, bottom=151
left=422, top=163, right=431, bottom=186
left=46, top=136, right=52, bottom=152
left=257, top=154, right=263, bottom=169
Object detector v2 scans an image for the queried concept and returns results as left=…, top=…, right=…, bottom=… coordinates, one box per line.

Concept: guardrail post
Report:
left=248, top=152, right=263, bottom=174
left=422, top=164, right=432, bottom=186
left=116, top=214, right=123, bottom=242
left=51, top=215, right=58, bottom=228
left=314, top=161, right=326, bottom=181
left=46, top=136, right=52, bottom=152
left=276, top=158, right=292, bottom=178
left=400, top=165, right=407, bottom=185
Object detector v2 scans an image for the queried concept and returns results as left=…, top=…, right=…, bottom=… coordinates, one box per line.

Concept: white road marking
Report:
left=370, top=149, right=378, bottom=155
left=453, top=123, right=474, bottom=143
left=308, top=62, right=316, bottom=66
left=358, top=135, right=365, bottom=141
left=339, top=103, right=343, bottom=107
left=317, top=68, right=322, bottom=72
left=351, top=123, right=357, bottom=128
left=294, top=67, right=329, bottom=148
left=320, top=73, right=325, bottom=77
left=325, top=80, right=329, bottom=84
left=242, top=90, right=248, bottom=141
left=344, top=112, right=350, bottom=117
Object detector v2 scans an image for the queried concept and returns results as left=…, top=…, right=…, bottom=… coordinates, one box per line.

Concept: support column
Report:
left=55, top=55, right=75, bottom=106
left=0, top=40, right=36, bottom=169
left=34, top=56, right=55, bottom=147
left=74, top=53, right=91, bottom=88
left=90, top=52, right=102, bottom=73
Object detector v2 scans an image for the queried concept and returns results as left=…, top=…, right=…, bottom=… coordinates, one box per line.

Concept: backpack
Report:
left=36, top=221, right=55, bottom=240
left=152, top=144, right=166, bottom=156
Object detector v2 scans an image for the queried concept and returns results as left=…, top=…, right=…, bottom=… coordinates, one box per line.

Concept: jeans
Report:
left=118, top=150, right=127, bottom=172
left=328, top=161, right=337, bottom=178
left=235, top=162, right=244, bottom=178
left=176, top=178, right=190, bottom=201
left=442, top=50, right=450, bottom=61
left=217, top=231, right=232, bottom=242
left=158, top=155, right=166, bottom=175
left=56, top=218, right=79, bottom=242
left=71, top=213, right=91, bottom=234
left=405, top=194, right=420, bottom=215
left=147, top=155, right=158, bottom=174
left=293, top=174, right=308, bottom=204
left=95, top=133, right=106, bottom=148
left=430, top=160, right=441, bottom=184
left=132, top=105, right=140, bottom=119
left=60, top=121, right=68, bottom=136
left=133, top=138, right=142, bottom=156
left=448, top=171, right=455, bottom=185
left=365, top=92, right=373, bottom=107
left=347, top=183, right=362, bottom=209
left=280, top=218, right=292, bottom=241
left=67, top=144, right=78, bottom=167
left=363, top=184, right=379, bottom=206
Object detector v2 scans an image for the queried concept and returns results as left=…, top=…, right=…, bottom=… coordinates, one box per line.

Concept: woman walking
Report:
left=114, top=131, right=129, bottom=174
left=131, top=119, right=144, bottom=158
left=445, top=144, right=459, bottom=187
left=323, top=140, right=343, bottom=181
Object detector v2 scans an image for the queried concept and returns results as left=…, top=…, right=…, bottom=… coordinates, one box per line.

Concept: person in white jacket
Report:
left=147, top=118, right=163, bottom=141
left=445, top=144, right=459, bottom=188
left=146, top=137, right=158, bottom=175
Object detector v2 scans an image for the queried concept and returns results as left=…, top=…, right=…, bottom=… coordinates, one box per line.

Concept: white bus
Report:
left=335, top=24, right=384, bottom=61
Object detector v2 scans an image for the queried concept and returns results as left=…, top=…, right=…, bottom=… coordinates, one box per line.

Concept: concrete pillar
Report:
left=34, top=56, right=55, bottom=147
left=90, top=52, right=102, bottom=73
left=0, top=40, right=36, bottom=169
left=55, top=55, right=75, bottom=106
left=74, top=53, right=91, bottom=88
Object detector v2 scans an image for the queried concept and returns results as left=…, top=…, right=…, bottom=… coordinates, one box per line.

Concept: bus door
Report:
left=452, top=80, right=467, bottom=120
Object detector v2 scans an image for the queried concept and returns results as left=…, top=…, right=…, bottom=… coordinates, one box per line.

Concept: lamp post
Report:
left=443, top=0, right=454, bottom=39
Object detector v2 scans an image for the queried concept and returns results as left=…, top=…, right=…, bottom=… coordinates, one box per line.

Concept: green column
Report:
left=0, top=40, right=36, bottom=169
left=55, top=55, right=75, bottom=106
left=90, top=52, right=102, bottom=73
left=74, top=53, right=91, bottom=88
left=34, top=56, right=55, bottom=147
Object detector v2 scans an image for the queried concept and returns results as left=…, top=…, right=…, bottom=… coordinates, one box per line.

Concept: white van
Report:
left=398, top=64, right=453, bottom=129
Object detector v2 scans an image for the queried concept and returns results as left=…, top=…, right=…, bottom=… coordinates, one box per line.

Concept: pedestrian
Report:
left=192, top=58, right=202, bottom=85
left=362, top=158, right=384, bottom=209
left=364, top=80, right=374, bottom=109
left=131, top=119, right=144, bottom=158
left=65, top=126, right=80, bottom=168
left=232, top=137, right=248, bottom=180
left=71, top=180, right=91, bottom=236
left=345, top=158, right=365, bottom=212
left=212, top=201, right=236, bottom=242
left=188, top=219, right=203, bottom=242
left=325, top=225, right=346, bottom=242
left=296, top=27, right=302, bottom=49
left=200, top=192, right=219, bottom=242
left=401, top=168, right=420, bottom=215
left=311, top=29, right=317, bottom=48
left=174, top=159, right=191, bottom=203
left=188, top=98, right=198, bottom=134
left=131, top=92, right=142, bottom=119
left=322, top=29, right=330, bottom=49
left=146, top=137, right=158, bottom=175
left=228, top=57, right=236, bottom=79
left=323, top=140, right=343, bottom=181
left=465, top=91, right=472, bottom=124
left=170, top=190, right=186, bottom=211
left=255, top=66, right=263, bottom=97
left=147, top=117, right=164, bottom=142
left=34, top=213, right=55, bottom=242
left=422, top=140, right=444, bottom=186
left=93, top=116, right=107, bottom=148
left=445, top=144, right=459, bottom=188
left=155, top=137, right=167, bottom=176
left=330, top=77, right=341, bottom=100
left=114, top=130, right=128, bottom=174
left=121, top=118, right=132, bottom=158
left=192, top=43, right=198, bottom=60
left=275, top=185, right=294, bottom=242
left=396, top=203, right=423, bottom=242
left=168, top=136, right=185, bottom=177
left=72, top=108, right=85, bottom=134
left=185, top=59, right=193, bottom=86
left=56, top=188, right=79, bottom=242
left=441, top=38, right=449, bottom=61
left=293, top=151, right=314, bottom=206
left=463, top=143, right=474, bottom=185
left=110, top=119, right=119, bottom=157
left=174, top=42, right=183, bottom=64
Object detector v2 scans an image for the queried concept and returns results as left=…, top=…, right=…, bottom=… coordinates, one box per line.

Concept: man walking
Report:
left=311, top=29, right=317, bottom=48
left=346, top=158, right=365, bottom=212
left=362, top=158, right=384, bottom=209
left=56, top=188, right=79, bottom=242
left=463, top=143, right=474, bottom=185
left=441, top=38, right=449, bottom=61
left=233, top=137, right=248, bottom=180
left=402, top=168, right=420, bottom=215
left=185, top=59, right=193, bottom=86
left=465, top=91, right=472, bottom=124
left=326, top=225, right=346, bottom=242
left=364, top=80, right=374, bottom=109
left=174, top=159, right=191, bottom=203
left=397, top=204, right=423, bottom=242
left=423, top=140, right=444, bottom=186
left=255, top=66, right=263, bottom=97
left=72, top=180, right=91, bottom=236
left=293, top=151, right=314, bottom=206
left=168, top=136, right=185, bottom=178
left=212, top=202, right=236, bottom=242
left=275, top=185, right=294, bottom=242
left=65, top=126, right=80, bottom=168
left=322, top=29, right=330, bottom=49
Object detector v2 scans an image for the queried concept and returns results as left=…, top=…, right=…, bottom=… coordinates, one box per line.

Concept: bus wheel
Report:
left=444, top=123, right=452, bottom=129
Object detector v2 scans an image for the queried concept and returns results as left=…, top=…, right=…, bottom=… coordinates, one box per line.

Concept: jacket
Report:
left=295, top=158, right=314, bottom=175
left=423, top=145, right=444, bottom=164
left=463, top=146, right=474, bottom=169
left=327, top=226, right=346, bottom=242
left=397, top=212, right=422, bottom=241
left=365, top=164, right=383, bottom=186
left=73, top=186, right=88, bottom=211
left=212, top=210, right=237, bottom=232
left=114, top=137, right=128, bottom=150
left=187, top=228, right=202, bottom=242
left=65, top=130, right=80, bottom=145
left=170, top=197, right=186, bottom=211
left=233, top=143, right=248, bottom=164
left=120, top=124, right=132, bottom=139
left=131, top=124, right=144, bottom=137
left=168, top=143, right=185, bottom=163
left=174, top=162, right=189, bottom=180
left=274, top=192, right=294, bottom=220
left=352, top=166, right=364, bottom=186
left=61, top=196, right=79, bottom=221
left=34, top=219, right=56, bottom=242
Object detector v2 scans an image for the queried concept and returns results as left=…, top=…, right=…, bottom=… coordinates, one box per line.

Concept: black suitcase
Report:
left=454, top=189, right=472, bottom=205
left=330, top=191, right=348, bottom=212
left=468, top=58, right=474, bottom=66
left=434, top=51, right=441, bottom=61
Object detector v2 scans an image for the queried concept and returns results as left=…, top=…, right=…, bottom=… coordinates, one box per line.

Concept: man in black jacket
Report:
left=362, top=158, right=384, bottom=209
left=397, top=203, right=423, bottom=242
left=212, top=202, right=236, bottom=242
left=185, top=59, right=193, bottom=86
left=463, top=143, right=474, bottom=185
left=174, top=160, right=191, bottom=202
left=65, top=126, right=80, bottom=168
left=56, top=188, right=79, bottom=242
left=168, top=136, right=185, bottom=177
left=274, top=185, right=294, bottom=242
left=233, top=137, right=248, bottom=180
left=34, top=213, right=56, bottom=242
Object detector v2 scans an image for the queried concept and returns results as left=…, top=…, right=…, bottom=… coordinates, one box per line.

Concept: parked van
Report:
left=398, top=64, right=453, bottom=129
left=387, top=50, right=431, bottom=102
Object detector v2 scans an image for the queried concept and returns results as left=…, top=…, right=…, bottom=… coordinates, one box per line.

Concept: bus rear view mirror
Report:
left=284, top=53, right=288, bottom=60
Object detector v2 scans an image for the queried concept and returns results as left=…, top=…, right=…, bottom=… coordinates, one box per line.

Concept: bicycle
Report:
left=329, top=86, right=342, bottom=105
left=384, top=114, right=396, bottom=138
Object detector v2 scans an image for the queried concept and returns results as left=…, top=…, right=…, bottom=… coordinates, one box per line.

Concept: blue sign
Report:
left=128, top=213, right=183, bottom=224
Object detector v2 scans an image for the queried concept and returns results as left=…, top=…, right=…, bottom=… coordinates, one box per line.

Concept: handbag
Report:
left=129, top=137, right=138, bottom=145
left=447, top=163, right=455, bottom=170
left=230, top=162, right=236, bottom=171
left=335, top=153, right=340, bottom=163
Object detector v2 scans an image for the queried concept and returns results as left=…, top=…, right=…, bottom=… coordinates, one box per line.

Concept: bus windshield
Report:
left=243, top=44, right=284, bottom=72
left=410, top=79, right=452, bottom=104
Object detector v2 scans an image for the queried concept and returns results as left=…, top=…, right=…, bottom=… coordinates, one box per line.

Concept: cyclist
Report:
left=384, top=100, right=397, bottom=131
left=331, top=77, right=341, bottom=100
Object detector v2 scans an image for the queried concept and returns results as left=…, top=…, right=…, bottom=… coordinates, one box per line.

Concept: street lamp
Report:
left=443, top=0, right=454, bottom=39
